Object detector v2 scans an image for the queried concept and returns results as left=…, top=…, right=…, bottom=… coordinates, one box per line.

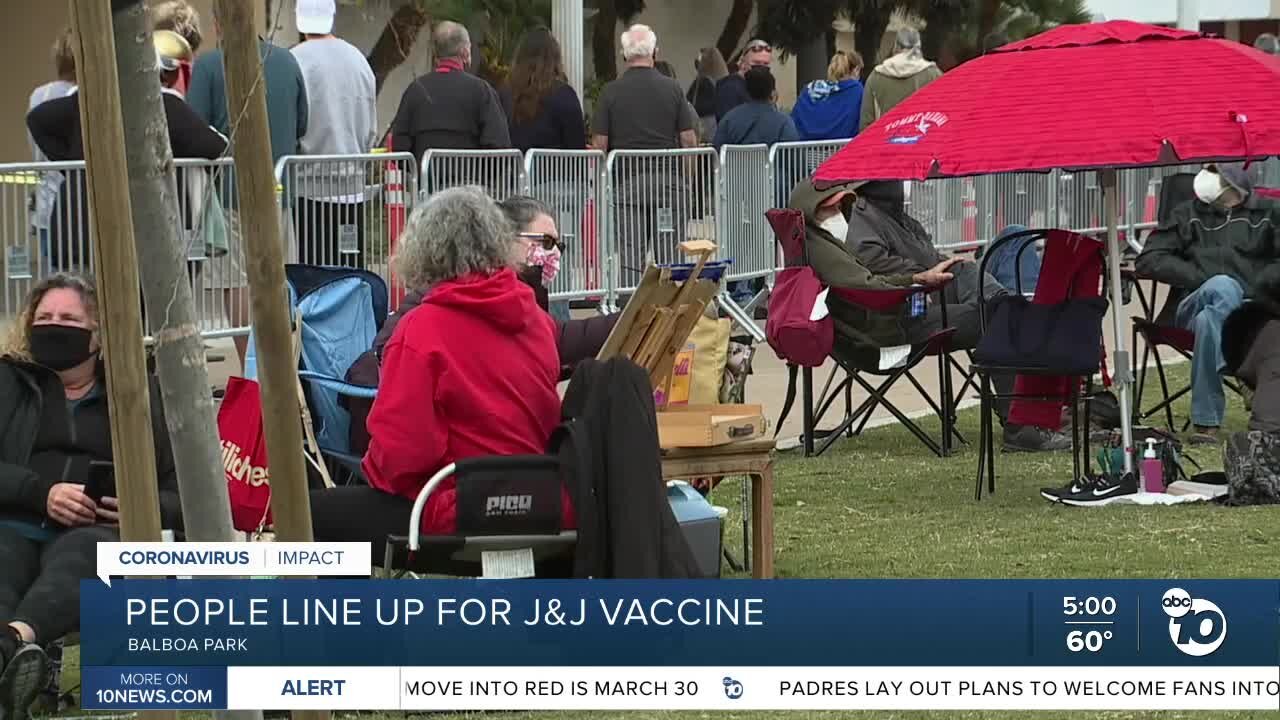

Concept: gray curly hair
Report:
left=392, top=186, right=519, bottom=290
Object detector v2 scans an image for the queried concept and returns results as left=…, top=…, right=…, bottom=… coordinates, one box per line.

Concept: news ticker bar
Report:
left=82, top=666, right=1280, bottom=711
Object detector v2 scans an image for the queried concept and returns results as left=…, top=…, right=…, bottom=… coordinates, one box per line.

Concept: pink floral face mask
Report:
left=524, top=239, right=561, bottom=287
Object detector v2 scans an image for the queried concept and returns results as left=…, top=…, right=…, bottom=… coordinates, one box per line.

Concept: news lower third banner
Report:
left=79, top=577, right=1279, bottom=711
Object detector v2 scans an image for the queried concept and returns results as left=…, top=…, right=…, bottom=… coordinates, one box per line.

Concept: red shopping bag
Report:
left=217, top=376, right=272, bottom=532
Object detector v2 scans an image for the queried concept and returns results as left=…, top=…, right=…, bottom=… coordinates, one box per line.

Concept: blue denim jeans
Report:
left=985, top=224, right=1041, bottom=296
left=1175, top=274, right=1246, bottom=428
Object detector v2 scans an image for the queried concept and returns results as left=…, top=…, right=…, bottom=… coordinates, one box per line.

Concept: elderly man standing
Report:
left=391, top=20, right=510, bottom=164
left=591, top=24, right=699, bottom=285
left=859, top=28, right=942, bottom=131
left=1137, top=163, right=1280, bottom=444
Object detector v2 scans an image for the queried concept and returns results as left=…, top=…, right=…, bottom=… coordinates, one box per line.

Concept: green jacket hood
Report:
left=788, top=178, right=867, bottom=224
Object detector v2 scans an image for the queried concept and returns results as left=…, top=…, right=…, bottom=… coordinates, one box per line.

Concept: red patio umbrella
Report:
left=814, top=20, right=1280, bottom=477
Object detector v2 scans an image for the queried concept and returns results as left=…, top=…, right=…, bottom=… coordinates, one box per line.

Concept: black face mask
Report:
left=29, top=324, right=96, bottom=371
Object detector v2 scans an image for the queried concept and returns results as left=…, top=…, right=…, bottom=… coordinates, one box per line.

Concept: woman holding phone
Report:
left=0, top=273, right=182, bottom=718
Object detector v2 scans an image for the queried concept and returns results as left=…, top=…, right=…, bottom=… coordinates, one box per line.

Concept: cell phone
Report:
left=84, top=460, right=116, bottom=502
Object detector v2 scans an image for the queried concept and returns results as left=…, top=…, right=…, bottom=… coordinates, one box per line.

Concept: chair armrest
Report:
left=828, top=279, right=951, bottom=313
left=828, top=284, right=919, bottom=312
left=298, top=371, right=379, bottom=399
left=407, top=463, right=457, bottom=552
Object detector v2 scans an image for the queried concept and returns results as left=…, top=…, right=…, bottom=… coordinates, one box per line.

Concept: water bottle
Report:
left=1141, top=438, right=1163, bottom=493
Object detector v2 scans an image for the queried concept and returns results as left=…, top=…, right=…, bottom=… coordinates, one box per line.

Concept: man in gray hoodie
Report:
left=859, top=28, right=942, bottom=132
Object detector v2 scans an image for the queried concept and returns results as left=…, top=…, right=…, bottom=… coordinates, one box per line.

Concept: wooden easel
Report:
left=597, top=240, right=720, bottom=394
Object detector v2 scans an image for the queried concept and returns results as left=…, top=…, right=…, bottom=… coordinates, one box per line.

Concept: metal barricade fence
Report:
left=420, top=149, right=525, bottom=201
left=523, top=149, right=606, bottom=304
left=275, top=152, right=418, bottom=291
left=2, top=161, right=93, bottom=320
left=604, top=147, right=719, bottom=301
left=718, top=144, right=773, bottom=283
left=767, top=140, right=848, bottom=211
left=168, top=157, right=242, bottom=339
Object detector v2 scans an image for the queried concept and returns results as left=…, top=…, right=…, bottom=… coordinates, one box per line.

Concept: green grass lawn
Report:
left=53, top=366, right=1278, bottom=720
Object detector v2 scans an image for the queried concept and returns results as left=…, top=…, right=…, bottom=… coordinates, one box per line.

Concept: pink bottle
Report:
left=1141, top=439, right=1163, bottom=493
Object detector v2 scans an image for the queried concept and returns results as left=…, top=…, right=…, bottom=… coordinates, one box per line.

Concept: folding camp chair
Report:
left=1127, top=174, right=1244, bottom=431
left=246, top=264, right=388, bottom=483
left=972, top=229, right=1105, bottom=499
left=381, top=456, right=577, bottom=578
left=766, top=208, right=964, bottom=458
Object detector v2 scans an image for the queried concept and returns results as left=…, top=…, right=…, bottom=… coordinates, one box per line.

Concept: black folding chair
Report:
left=971, top=228, right=1106, bottom=499
left=382, top=456, right=577, bottom=578
left=766, top=208, right=965, bottom=458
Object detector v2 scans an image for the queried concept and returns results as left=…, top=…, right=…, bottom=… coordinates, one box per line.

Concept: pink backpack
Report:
left=766, top=209, right=832, bottom=368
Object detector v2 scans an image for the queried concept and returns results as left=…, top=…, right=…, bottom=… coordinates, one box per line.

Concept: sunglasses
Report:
left=518, top=232, right=562, bottom=251
left=745, top=42, right=772, bottom=53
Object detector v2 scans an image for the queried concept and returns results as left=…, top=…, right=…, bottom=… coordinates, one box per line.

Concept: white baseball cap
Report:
left=296, top=0, right=336, bottom=35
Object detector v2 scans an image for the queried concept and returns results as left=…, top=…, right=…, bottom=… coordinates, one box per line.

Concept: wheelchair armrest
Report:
left=298, top=371, right=378, bottom=400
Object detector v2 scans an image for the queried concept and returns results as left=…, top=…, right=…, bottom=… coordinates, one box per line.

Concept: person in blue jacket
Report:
left=791, top=51, right=864, bottom=141
left=712, top=67, right=799, bottom=148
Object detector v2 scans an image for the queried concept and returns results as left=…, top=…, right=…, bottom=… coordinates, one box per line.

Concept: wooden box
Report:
left=657, top=404, right=767, bottom=448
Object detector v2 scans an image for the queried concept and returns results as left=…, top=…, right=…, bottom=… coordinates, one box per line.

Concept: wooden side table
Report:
left=660, top=438, right=776, bottom=579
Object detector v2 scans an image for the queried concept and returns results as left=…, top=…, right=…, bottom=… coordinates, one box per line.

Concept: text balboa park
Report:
left=124, top=597, right=766, bottom=628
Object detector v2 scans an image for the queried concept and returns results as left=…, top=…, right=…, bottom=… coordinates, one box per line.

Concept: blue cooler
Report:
left=667, top=481, right=726, bottom=578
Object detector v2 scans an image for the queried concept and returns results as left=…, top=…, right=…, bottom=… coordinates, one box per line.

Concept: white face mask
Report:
left=819, top=213, right=849, bottom=242
left=1193, top=169, right=1225, bottom=205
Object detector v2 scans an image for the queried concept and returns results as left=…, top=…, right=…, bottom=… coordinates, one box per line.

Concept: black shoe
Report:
left=1003, top=424, right=1073, bottom=453
left=0, top=643, right=50, bottom=720
left=1060, top=473, right=1139, bottom=507
left=1040, top=476, right=1094, bottom=503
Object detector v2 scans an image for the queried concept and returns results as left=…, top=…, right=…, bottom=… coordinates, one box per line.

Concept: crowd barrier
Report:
left=524, top=149, right=606, bottom=304
left=4, top=150, right=1278, bottom=341
left=421, top=148, right=525, bottom=202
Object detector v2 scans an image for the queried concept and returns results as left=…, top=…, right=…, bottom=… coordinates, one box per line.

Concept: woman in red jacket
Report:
left=353, top=186, right=574, bottom=537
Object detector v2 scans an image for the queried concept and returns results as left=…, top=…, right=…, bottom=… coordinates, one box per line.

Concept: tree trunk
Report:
left=920, top=0, right=965, bottom=64
left=716, top=0, right=754, bottom=62
left=111, top=5, right=261, bottom=718
left=794, top=33, right=829, bottom=88
left=213, top=0, right=316, bottom=548
left=976, top=0, right=1003, bottom=49
left=592, top=0, right=618, bottom=82
left=367, top=1, right=431, bottom=94
left=853, top=3, right=892, bottom=80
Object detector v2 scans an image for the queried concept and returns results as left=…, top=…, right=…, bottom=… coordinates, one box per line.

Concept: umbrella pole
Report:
left=1101, top=169, right=1137, bottom=479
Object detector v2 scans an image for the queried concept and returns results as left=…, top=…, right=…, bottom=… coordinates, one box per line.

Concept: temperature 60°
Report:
left=1067, top=629, right=1112, bottom=652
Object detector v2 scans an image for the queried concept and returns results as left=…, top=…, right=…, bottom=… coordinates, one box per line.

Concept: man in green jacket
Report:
left=789, top=178, right=959, bottom=365
left=1136, top=163, right=1280, bottom=443
left=859, top=28, right=942, bottom=132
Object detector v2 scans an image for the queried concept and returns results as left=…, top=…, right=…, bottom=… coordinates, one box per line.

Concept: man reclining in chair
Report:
left=1136, top=162, right=1279, bottom=445
left=793, top=179, right=1068, bottom=452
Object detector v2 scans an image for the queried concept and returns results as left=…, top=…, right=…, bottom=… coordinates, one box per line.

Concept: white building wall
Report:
left=1086, top=0, right=1274, bottom=22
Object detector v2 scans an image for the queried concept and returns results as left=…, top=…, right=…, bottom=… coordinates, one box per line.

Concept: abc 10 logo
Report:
left=1161, top=588, right=1226, bottom=657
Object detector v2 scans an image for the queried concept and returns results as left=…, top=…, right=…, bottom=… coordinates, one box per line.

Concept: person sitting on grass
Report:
left=1136, top=162, right=1279, bottom=445
left=0, top=274, right=183, bottom=720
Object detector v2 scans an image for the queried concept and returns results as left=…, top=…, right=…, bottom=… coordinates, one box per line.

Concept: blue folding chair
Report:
left=246, top=264, right=388, bottom=483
